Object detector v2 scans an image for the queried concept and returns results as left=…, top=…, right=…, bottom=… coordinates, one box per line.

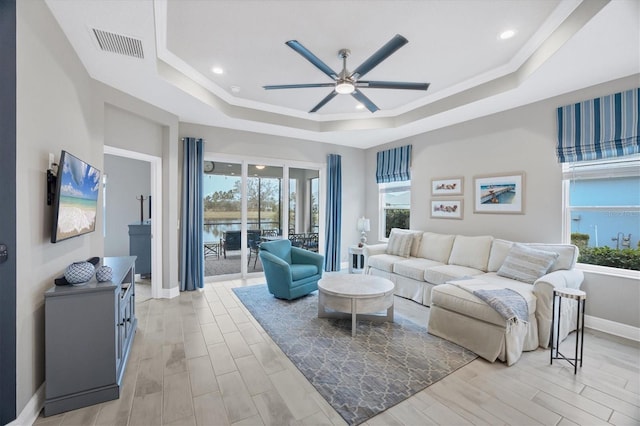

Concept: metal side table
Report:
left=550, top=288, right=586, bottom=374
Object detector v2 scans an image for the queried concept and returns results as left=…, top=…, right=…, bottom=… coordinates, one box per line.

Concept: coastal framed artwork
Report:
left=431, top=199, right=464, bottom=219
left=473, top=172, right=525, bottom=214
left=431, top=177, right=464, bottom=196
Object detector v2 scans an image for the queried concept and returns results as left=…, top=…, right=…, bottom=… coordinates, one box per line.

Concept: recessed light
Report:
left=499, top=30, right=516, bottom=40
left=355, top=103, right=365, bottom=110
left=230, top=85, right=241, bottom=93
left=211, top=66, right=224, bottom=75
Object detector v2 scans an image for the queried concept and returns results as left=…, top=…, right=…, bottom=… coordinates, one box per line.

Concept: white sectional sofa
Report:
left=363, top=229, right=584, bottom=365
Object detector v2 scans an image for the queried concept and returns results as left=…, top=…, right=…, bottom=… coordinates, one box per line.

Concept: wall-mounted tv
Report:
left=51, top=150, right=101, bottom=243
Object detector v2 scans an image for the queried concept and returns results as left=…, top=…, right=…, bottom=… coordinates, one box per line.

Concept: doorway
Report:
left=104, top=146, right=162, bottom=298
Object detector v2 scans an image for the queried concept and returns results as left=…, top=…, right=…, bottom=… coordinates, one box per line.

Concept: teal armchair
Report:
left=259, top=239, right=324, bottom=300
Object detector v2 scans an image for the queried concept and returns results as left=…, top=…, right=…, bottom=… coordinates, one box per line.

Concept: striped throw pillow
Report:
left=497, top=243, right=559, bottom=284
left=386, top=231, right=413, bottom=258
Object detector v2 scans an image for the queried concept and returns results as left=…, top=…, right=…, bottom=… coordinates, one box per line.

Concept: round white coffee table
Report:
left=318, top=274, right=395, bottom=336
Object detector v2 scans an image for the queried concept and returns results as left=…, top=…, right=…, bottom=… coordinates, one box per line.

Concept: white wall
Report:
left=16, top=1, right=182, bottom=416
left=16, top=0, right=102, bottom=412
left=104, top=155, right=150, bottom=256
left=179, top=123, right=366, bottom=263
left=98, top=90, right=181, bottom=292
left=104, top=104, right=163, bottom=157
left=365, top=75, right=640, bottom=329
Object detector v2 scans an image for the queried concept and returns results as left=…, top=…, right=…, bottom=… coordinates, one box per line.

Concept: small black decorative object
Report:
left=46, top=169, right=57, bottom=206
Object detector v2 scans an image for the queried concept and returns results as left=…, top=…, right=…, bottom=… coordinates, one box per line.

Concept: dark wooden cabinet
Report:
left=44, top=256, right=137, bottom=416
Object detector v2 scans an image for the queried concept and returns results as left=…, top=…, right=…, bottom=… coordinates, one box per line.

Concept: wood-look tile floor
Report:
left=34, top=276, right=640, bottom=426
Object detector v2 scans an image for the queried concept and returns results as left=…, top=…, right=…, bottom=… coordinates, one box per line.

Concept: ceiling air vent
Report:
left=92, top=28, right=144, bottom=59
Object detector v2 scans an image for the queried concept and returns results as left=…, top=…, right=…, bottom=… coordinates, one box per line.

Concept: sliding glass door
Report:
left=289, top=168, right=320, bottom=252
left=203, top=161, right=242, bottom=277
left=247, top=164, right=283, bottom=272
left=203, top=157, right=323, bottom=278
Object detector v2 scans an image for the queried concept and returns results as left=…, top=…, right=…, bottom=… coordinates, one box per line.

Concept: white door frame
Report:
left=104, top=146, right=163, bottom=299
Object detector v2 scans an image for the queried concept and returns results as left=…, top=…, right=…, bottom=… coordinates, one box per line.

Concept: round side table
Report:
left=550, top=287, right=586, bottom=374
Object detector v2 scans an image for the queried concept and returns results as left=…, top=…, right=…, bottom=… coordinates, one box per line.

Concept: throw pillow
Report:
left=389, top=228, right=423, bottom=257
left=497, top=243, right=559, bottom=284
left=386, top=230, right=413, bottom=257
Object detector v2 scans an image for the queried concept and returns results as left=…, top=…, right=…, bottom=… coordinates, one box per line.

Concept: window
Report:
left=379, top=181, right=410, bottom=239
left=563, top=155, right=640, bottom=271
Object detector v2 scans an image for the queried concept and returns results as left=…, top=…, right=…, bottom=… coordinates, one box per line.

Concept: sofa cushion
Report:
left=418, top=232, right=455, bottom=263
left=368, top=254, right=405, bottom=273
left=432, top=278, right=536, bottom=328
left=424, top=264, right=485, bottom=285
left=487, top=239, right=513, bottom=272
left=386, top=230, right=413, bottom=257
left=497, top=243, right=559, bottom=284
left=393, top=258, right=444, bottom=281
left=448, top=235, right=494, bottom=271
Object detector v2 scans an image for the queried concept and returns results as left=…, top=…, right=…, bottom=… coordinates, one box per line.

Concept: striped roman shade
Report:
left=376, top=145, right=412, bottom=183
left=556, top=88, right=640, bottom=163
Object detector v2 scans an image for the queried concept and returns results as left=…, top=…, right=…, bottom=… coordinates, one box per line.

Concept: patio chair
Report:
left=221, top=230, right=242, bottom=258
left=306, top=233, right=319, bottom=252
left=247, top=229, right=262, bottom=269
left=259, top=239, right=324, bottom=300
left=288, top=233, right=306, bottom=249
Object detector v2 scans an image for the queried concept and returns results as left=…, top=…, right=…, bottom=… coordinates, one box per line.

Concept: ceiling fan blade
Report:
left=350, top=34, right=408, bottom=80
left=285, top=40, right=339, bottom=81
left=351, top=89, right=379, bottom=113
left=264, top=83, right=336, bottom=90
left=357, top=81, right=430, bottom=91
left=309, top=91, right=338, bottom=113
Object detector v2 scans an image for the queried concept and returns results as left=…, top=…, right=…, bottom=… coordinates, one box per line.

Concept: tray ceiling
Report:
left=44, top=0, right=639, bottom=148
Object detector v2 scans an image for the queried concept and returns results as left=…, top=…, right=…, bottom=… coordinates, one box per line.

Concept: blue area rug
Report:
left=233, top=284, right=477, bottom=425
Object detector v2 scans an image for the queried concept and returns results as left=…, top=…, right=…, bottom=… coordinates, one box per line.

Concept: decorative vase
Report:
left=64, top=261, right=95, bottom=285
left=95, top=265, right=113, bottom=283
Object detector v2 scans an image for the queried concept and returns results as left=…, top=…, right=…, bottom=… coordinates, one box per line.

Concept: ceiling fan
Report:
left=263, top=34, right=430, bottom=113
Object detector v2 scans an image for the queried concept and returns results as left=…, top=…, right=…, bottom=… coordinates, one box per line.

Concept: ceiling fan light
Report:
left=335, top=81, right=355, bottom=95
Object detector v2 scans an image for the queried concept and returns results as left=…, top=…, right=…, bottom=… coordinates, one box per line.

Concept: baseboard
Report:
left=161, top=286, right=180, bottom=299
left=585, top=315, right=640, bottom=342
left=9, top=383, right=44, bottom=426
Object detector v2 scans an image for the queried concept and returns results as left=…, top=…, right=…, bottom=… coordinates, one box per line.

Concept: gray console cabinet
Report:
left=129, top=221, right=151, bottom=276
left=44, top=256, right=137, bottom=416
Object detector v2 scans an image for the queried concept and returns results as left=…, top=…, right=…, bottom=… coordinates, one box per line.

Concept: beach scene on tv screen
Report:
left=55, top=154, right=100, bottom=241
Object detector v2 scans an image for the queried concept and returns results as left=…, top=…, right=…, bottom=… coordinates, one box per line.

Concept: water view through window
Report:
left=203, top=161, right=321, bottom=277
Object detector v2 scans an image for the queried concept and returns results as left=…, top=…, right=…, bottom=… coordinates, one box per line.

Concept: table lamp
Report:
left=357, top=217, right=370, bottom=247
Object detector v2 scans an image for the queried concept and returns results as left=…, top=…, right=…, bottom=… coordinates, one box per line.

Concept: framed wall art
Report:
left=431, top=177, right=464, bottom=196
left=430, top=199, right=463, bottom=219
left=473, top=172, right=525, bottom=214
